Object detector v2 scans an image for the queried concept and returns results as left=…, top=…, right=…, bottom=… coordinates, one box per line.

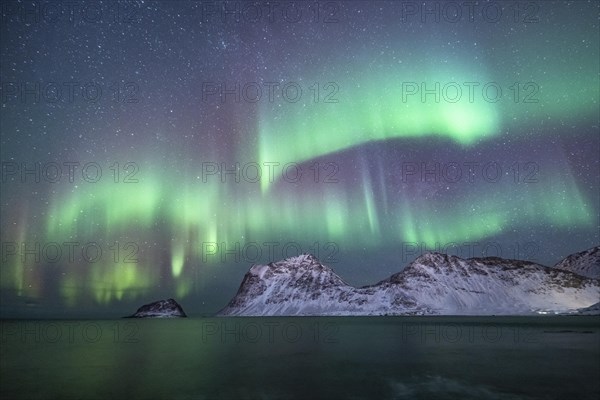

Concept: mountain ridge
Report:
left=218, top=247, right=600, bottom=316
left=553, top=246, right=600, bottom=279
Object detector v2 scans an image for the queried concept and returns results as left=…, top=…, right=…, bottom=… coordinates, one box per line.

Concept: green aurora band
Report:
left=256, top=55, right=599, bottom=191
left=2, top=49, right=598, bottom=306
left=1, top=159, right=595, bottom=305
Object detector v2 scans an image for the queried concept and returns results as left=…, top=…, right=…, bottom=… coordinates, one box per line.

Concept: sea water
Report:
left=1, top=316, right=598, bottom=400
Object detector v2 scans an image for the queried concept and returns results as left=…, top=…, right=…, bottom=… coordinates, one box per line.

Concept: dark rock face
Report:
left=127, top=298, right=187, bottom=318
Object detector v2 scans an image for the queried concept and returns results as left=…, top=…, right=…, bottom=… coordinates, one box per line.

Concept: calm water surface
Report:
left=1, top=316, right=598, bottom=399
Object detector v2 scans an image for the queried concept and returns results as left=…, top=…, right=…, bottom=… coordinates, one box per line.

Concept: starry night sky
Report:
left=1, top=1, right=598, bottom=317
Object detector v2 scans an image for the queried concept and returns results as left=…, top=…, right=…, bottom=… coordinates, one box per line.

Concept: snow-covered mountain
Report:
left=553, top=246, right=600, bottom=279
left=127, top=298, right=187, bottom=318
left=218, top=252, right=600, bottom=316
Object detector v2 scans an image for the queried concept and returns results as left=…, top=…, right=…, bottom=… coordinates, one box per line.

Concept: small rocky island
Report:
left=126, top=298, right=187, bottom=318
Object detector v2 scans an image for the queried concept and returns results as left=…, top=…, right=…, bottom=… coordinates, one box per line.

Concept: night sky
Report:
left=1, top=1, right=598, bottom=317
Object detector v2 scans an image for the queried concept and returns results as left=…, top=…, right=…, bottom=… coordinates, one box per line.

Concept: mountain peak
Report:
left=218, top=253, right=349, bottom=315
left=412, top=251, right=454, bottom=264
left=408, top=252, right=543, bottom=272
left=281, top=253, right=321, bottom=265
left=249, top=253, right=326, bottom=278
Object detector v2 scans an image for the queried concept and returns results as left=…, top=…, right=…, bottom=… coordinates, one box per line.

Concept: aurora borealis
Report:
left=0, top=1, right=598, bottom=317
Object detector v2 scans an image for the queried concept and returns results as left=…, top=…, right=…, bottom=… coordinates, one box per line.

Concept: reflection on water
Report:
left=1, top=316, right=598, bottom=400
